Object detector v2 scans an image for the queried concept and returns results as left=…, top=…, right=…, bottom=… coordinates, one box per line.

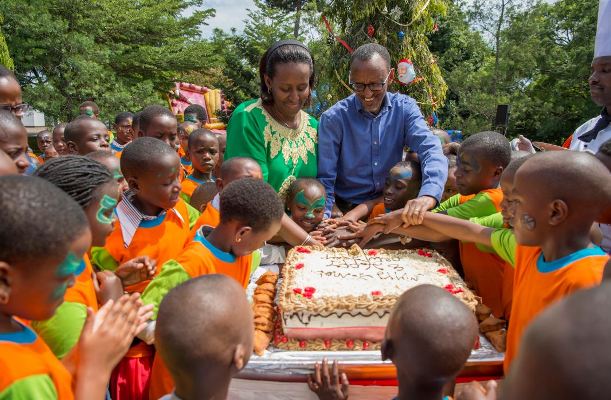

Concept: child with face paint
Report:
left=89, top=138, right=199, bottom=400
left=369, top=161, right=422, bottom=220
left=33, top=156, right=157, bottom=360
left=180, top=129, right=219, bottom=203
left=0, top=175, right=152, bottom=400
left=373, top=152, right=611, bottom=374
left=285, top=178, right=327, bottom=234
left=309, top=285, right=478, bottom=400
left=141, top=178, right=284, bottom=399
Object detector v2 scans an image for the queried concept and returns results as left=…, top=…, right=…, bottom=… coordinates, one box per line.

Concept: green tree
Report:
left=0, top=0, right=214, bottom=122
left=264, top=0, right=311, bottom=37
left=317, top=0, right=450, bottom=115
left=0, top=15, right=13, bottom=70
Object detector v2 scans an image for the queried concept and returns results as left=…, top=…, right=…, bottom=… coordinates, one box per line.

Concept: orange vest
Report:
left=189, top=201, right=221, bottom=241
left=63, top=254, right=98, bottom=312
left=368, top=203, right=386, bottom=221
left=458, top=189, right=511, bottom=318
left=504, top=246, right=607, bottom=372
left=103, top=199, right=192, bottom=293
left=180, top=176, right=201, bottom=199
left=0, top=322, right=73, bottom=399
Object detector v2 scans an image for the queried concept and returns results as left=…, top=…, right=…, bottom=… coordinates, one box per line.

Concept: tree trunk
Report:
left=293, top=1, right=302, bottom=38
left=493, top=0, right=507, bottom=99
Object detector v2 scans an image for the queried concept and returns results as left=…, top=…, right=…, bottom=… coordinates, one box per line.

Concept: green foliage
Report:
left=0, top=15, right=13, bottom=70
left=317, top=0, right=450, bottom=115
left=0, top=0, right=214, bottom=122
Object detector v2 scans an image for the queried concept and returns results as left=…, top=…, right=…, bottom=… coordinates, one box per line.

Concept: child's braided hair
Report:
left=34, top=155, right=113, bottom=208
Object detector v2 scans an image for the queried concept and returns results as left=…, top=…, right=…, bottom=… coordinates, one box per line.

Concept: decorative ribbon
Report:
left=322, top=15, right=354, bottom=54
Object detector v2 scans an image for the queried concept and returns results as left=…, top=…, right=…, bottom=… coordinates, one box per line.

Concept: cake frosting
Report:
left=278, top=245, right=478, bottom=344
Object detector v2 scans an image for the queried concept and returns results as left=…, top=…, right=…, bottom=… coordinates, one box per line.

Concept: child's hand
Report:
left=74, top=294, right=153, bottom=399
left=455, top=380, right=498, bottom=400
left=310, top=230, right=329, bottom=246
left=93, top=271, right=123, bottom=304
left=115, top=256, right=157, bottom=286
left=308, top=359, right=349, bottom=400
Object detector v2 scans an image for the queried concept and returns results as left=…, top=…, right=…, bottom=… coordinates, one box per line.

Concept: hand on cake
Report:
left=307, top=359, right=349, bottom=400
left=455, top=380, right=498, bottom=400
left=322, top=220, right=367, bottom=248
left=402, top=196, right=437, bottom=226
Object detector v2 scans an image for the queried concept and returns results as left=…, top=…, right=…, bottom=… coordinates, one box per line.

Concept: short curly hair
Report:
left=219, top=178, right=283, bottom=231
left=139, top=105, right=176, bottom=134
left=0, top=175, right=88, bottom=266
left=460, top=131, right=511, bottom=169
left=121, top=137, right=177, bottom=178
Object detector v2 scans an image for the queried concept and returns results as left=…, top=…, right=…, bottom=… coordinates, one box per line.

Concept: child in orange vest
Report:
left=177, top=121, right=198, bottom=176
left=155, top=275, right=254, bottom=400
left=377, top=151, right=611, bottom=373
left=189, top=156, right=263, bottom=236
left=91, top=137, right=199, bottom=400
left=32, top=156, right=156, bottom=359
left=0, top=175, right=150, bottom=399
left=180, top=129, right=219, bottom=203
left=142, top=178, right=284, bottom=399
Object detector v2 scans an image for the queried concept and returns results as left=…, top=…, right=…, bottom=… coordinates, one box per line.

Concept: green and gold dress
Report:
left=225, top=98, right=318, bottom=198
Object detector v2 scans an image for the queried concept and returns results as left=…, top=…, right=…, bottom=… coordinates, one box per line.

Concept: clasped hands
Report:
left=312, top=196, right=435, bottom=248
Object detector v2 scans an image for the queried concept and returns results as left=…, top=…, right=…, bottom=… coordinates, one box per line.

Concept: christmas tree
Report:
left=317, top=0, right=449, bottom=116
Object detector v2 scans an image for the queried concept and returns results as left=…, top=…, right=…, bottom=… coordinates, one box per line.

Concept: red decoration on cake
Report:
left=295, top=263, right=305, bottom=270
left=304, top=287, right=316, bottom=294
left=362, top=341, right=369, bottom=350
left=371, top=290, right=383, bottom=296
left=304, top=292, right=313, bottom=299
left=281, top=336, right=288, bottom=343
left=299, top=340, right=307, bottom=348
left=444, top=284, right=455, bottom=291
left=437, top=268, right=448, bottom=274
left=293, top=288, right=303, bottom=294
left=346, top=339, right=355, bottom=349
left=367, top=249, right=378, bottom=256
left=296, top=247, right=311, bottom=253
left=324, top=339, right=332, bottom=349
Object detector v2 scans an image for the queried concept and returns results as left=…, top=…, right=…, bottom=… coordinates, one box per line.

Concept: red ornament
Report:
left=367, top=249, right=378, bottom=256
left=281, top=336, right=288, bottom=343
left=299, top=340, right=307, bottom=348
left=346, top=339, right=355, bottom=349
left=293, top=288, right=303, bottom=294
left=324, top=339, right=332, bottom=349
left=296, top=247, right=311, bottom=253
left=437, top=268, right=448, bottom=274
left=304, top=287, right=316, bottom=293
left=295, top=263, right=305, bottom=270
left=362, top=341, right=369, bottom=350
left=367, top=24, right=375, bottom=37
left=304, top=292, right=313, bottom=299
left=371, top=290, right=383, bottom=297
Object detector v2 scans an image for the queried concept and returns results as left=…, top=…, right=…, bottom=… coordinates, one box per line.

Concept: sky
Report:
left=198, top=0, right=256, bottom=37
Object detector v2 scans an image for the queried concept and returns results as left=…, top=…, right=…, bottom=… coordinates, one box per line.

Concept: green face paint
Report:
left=113, top=170, right=124, bottom=181
left=96, top=194, right=118, bottom=225
left=295, top=190, right=326, bottom=219
left=184, top=114, right=198, bottom=123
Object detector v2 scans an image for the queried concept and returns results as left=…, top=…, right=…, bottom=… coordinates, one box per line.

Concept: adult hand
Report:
left=402, top=196, right=436, bottom=226
left=93, top=271, right=123, bottom=304
left=115, top=256, right=157, bottom=287
left=455, top=380, right=498, bottom=400
left=338, top=223, right=385, bottom=248
left=307, top=359, right=349, bottom=400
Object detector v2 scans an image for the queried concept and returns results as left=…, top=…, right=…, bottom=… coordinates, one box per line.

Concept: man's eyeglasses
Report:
left=349, top=70, right=392, bottom=92
left=0, top=103, right=30, bottom=115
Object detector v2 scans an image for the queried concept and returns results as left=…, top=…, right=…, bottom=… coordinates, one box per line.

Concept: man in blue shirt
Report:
left=317, top=43, right=447, bottom=224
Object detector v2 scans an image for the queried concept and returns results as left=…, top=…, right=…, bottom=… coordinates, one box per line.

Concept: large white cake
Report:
left=276, top=245, right=478, bottom=350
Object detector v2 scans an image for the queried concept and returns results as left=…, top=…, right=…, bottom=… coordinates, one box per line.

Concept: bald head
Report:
left=220, top=157, right=262, bottom=183
left=504, top=281, right=611, bottom=400
left=516, top=152, right=611, bottom=221
left=384, top=285, right=478, bottom=382
left=156, top=275, right=253, bottom=390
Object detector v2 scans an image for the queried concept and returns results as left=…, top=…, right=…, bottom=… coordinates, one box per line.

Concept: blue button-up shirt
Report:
left=317, top=92, right=447, bottom=216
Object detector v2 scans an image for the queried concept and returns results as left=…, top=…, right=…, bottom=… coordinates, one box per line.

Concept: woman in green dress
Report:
left=225, top=40, right=320, bottom=246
